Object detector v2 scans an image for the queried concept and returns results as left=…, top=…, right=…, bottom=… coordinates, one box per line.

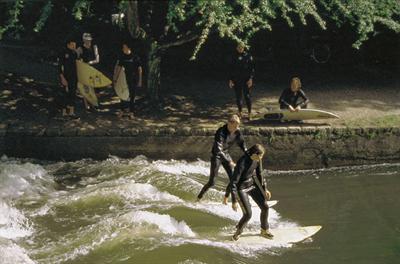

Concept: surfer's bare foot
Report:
left=222, top=196, right=228, bottom=205
left=260, top=229, right=273, bottom=239
left=232, top=229, right=242, bottom=241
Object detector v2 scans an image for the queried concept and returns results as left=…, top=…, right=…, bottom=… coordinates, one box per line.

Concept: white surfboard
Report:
left=264, top=109, right=339, bottom=121
left=114, top=67, right=130, bottom=101
left=221, top=225, right=322, bottom=244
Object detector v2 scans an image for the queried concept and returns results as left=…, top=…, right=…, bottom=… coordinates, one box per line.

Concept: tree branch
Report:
left=159, top=33, right=199, bottom=51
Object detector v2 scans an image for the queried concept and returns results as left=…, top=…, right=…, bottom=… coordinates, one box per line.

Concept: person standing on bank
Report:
left=229, top=43, right=255, bottom=121
left=58, top=38, right=78, bottom=118
left=230, top=144, right=273, bottom=241
left=77, top=32, right=100, bottom=112
left=197, top=114, right=247, bottom=204
left=279, top=77, right=309, bottom=112
left=113, top=41, right=143, bottom=119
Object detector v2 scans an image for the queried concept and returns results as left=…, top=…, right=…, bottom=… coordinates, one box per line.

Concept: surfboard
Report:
left=76, top=60, right=112, bottom=88
left=220, top=225, right=322, bottom=244
left=205, top=200, right=278, bottom=208
left=264, top=109, right=339, bottom=121
left=114, top=67, right=130, bottom=101
left=77, top=82, right=98, bottom=106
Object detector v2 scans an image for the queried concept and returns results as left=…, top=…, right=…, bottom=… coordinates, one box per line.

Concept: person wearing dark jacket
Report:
left=113, top=41, right=143, bottom=119
left=229, top=43, right=255, bottom=121
left=58, top=38, right=78, bottom=117
left=197, top=115, right=247, bottom=204
left=279, top=77, right=309, bottom=111
left=231, top=144, right=273, bottom=241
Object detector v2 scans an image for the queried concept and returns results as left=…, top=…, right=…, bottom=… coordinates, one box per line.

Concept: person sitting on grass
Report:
left=279, top=77, right=309, bottom=112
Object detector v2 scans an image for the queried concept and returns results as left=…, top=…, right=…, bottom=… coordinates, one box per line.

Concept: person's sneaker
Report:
left=260, top=229, right=274, bottom=239
left=222, top=196, right=228, bottom=205
left=232, top=229, right=242, bottom=241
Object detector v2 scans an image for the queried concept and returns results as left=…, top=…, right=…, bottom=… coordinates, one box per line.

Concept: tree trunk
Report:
left=126, top=1, right=140, bottom=38
left=146, top=41, right=161, bottom=101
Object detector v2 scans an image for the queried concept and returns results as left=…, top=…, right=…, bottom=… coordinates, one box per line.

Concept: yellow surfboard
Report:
left=76, top=60, right=111, bottom=88
left=77, top=82, right=98, bottom=106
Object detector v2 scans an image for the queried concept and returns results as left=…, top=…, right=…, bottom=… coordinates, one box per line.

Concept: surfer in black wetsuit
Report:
left=229, top=43, right=255, bottom=121
left=279, top=77, right=309, bottom=111
left=113, top=41, right=143, bottom=119
left=231, top=144, right=273, bottom=241
left=58, top=38, right=78, bottom=117
left=77, top=33, right=100, bottom=112
left=197, top=115, right=247, bottom=204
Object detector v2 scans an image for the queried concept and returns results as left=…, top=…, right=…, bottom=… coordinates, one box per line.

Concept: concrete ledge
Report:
left=2, top=124, right=400, bottom=170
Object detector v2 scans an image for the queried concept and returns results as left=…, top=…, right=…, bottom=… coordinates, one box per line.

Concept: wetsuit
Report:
left=116, top=53, right=142, bottom=112
left=58, top=48, right=78, bottom=107
left=229, top=51, right=255, bottom=114
left=77, top=44, right=99, bottom=65
left=197, top=124, right=246, bottom=200
left=231, top=153, right=269, bottom=232
left=279, top=88, right=309, bottom=109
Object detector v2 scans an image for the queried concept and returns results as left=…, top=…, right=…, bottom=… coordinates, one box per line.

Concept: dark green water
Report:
left=1, top=156, right=399, bottom=264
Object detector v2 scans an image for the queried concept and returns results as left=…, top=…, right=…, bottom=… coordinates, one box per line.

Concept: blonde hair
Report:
left=228, top=114, right=241, bottom=124
left=291, top=77, right=302, bottom=91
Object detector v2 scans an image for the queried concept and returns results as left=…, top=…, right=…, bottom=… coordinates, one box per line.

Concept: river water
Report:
left=0, top=156, right=399, bottom=264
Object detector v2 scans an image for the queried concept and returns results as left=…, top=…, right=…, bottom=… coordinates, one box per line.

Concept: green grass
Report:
left=343, top=114, right=400, bottom=128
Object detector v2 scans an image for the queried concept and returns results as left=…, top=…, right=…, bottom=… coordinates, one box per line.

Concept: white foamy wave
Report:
left=0, top=202, right=32, bottom=239
left=164, top=236, right=290, bottom=257
left=118, top=183, right=183, bottom=203
left=0, top=162, right=49, bottom=199
left=125, top=210, right=196, bottom=237
left=179, top=260, right=208, bottom=264
left=188, top=202, right=285, bottom=228
left=152, top=159, right=210, bottom=176
left=0, top=238, right=35, bottom=264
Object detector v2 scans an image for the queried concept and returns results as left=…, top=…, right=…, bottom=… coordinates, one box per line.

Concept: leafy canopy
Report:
left=1, top=0, right=399, bottom=58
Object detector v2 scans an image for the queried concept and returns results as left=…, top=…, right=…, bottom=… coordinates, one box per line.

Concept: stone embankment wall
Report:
left=1, top=124, right=399, bottom=170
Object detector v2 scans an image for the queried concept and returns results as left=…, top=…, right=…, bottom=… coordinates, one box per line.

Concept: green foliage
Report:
left=0, top=0, right=25, bottom=39
left=320, top=0, right=400, bottom=48
left=166, top=0, right=399, bottom=57
left=34, top=0, right=54, bottom=33
left=0, top=0, right=399, bottom=55
left=72, top=0, right=93, bottom=20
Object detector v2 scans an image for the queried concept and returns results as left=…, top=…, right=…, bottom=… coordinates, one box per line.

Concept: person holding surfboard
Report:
left=279, top=77, right=309, bottom=112
left=228, top=43, right=255, bottom=121
left=230, top=144, right=273, bottom=241
left=77, top=33, right=100, bottom=112
left=113, top=41, right=143, bottom=119
left=197, top=114, right=247, bottom=204
left=58, top=38, right=78, bottom=117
